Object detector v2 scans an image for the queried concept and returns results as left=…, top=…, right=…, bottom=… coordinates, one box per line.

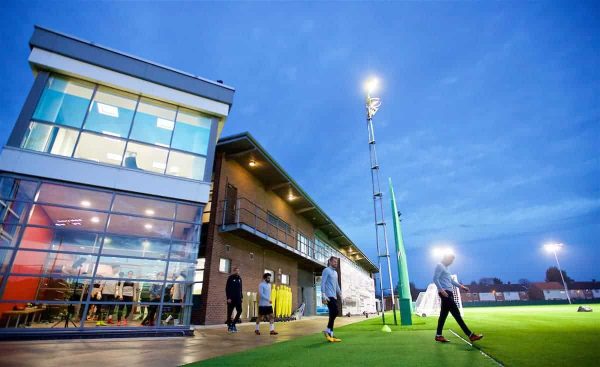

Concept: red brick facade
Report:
left=197, top=153, right=318, bottom=325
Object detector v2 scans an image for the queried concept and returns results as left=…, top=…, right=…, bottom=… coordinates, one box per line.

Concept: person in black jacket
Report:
left=225, top=266, right=243, bottom=333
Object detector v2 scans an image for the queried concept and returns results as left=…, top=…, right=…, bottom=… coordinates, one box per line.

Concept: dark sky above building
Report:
left=1, top=1, right=598, bottom=288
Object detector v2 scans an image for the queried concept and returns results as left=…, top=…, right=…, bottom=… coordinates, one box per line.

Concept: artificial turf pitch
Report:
left=185, top=305, right=599, bottom=367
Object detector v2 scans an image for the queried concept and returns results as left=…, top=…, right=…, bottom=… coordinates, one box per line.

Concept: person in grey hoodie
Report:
left=321, top=257, right=342, bottom=342
left=255, top=273, right=278, bottom=335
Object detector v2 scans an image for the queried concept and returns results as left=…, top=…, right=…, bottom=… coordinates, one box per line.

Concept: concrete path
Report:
left=0, top=316, right=367, bottom=367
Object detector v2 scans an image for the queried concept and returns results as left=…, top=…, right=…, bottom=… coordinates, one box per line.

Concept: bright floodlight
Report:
left=544, top=243, right=563, bottom=253
left=431, top=247, right=455, bottom=258
left=365, top=77, right=379, bottom=94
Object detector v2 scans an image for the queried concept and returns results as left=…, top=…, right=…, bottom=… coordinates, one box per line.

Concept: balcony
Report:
left=215, top=198, right=332, bottom=269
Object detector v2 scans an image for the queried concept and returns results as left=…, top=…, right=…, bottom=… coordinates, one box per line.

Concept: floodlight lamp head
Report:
left=365, top=77, right=379, bottom=95
left=432, top=247, right=455, bottom=259
left=544, top=243, right=563, bottom=253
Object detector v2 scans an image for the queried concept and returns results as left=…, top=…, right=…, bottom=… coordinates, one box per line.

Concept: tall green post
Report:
left=389, top=178, right=413, bottom=325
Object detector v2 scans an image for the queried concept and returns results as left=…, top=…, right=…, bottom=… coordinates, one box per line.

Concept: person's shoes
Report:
left=233, top=325, right=238, bottom=333
left=227, top=325, right=233, bottom=333
left=331, top=336, right=342, bottom=342
left=270, top=330, right=278, bottom=335
left=122, top=319, right=128, bottom=326
left=106, top=318, right=113, bottom=324
left=255, top=330, right=260, bottom=335
left=435, top=336, right=450, bottom=343
left=165, top=315, right=173, bottom=324
left=96, top=321, right=107, bottom=326
left=117, top=321, right=121, bottom=326
left=469, top=333, right=484, bottom=342
left=323, top=330, right=334, bottom=342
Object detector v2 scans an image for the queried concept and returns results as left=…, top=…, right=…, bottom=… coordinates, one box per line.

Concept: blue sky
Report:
left=1, top=1, right=598, bottom=288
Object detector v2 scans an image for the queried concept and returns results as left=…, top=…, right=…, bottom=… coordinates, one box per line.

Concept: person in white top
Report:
left=165, top=271, right=186, bottom=325
left=255, top=273, right=278, bottom=336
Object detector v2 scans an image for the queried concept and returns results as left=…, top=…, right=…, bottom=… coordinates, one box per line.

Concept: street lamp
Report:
left=544, top=243, right=571, bottom=304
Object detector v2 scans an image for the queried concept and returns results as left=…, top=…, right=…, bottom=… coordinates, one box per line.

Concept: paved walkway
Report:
left=0, top=316, right=366, bottom=367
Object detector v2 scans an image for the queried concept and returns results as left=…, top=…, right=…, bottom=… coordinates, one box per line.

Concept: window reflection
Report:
left=175, top=203, right=203, bottom=223
left=169, top=242, right=196, bottom=261
left=10, top=250, right=96, bottom=276
left=172, top=222, right=200, bottom=242
left=122, top=142, right=168, bottom=174
left=0, top=223, right=22, bottom=248
left=166, top=151, right=206, bottom=180
left=19, top=229, right=102, bottom=254
left=101, top=235, right=170, bottom=259
left=129, top=98, right=176, bottom=147
left=0, top=177, right=38, bottom=201
left=74, top=132, right=126, bottom=165
left=106, top=215, right=172, bottom=239
left=111, top=194, right=175, bottom=219
left=36, top=183, right=112, bottom=211
left=29, top=204, right=108, bottom=231
left=96, top=256, right=167, bottom=280
left=171, top=108, right=212, bottom=155
left=22, top=122, right=79, bottom=157
left=83, top=86, right=137, bottom=138
left=0, top=201, right=30, bottom=225
left=32, top=75, right=94, bottom=128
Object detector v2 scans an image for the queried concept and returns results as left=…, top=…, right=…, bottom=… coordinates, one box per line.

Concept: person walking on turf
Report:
left=225, top=266, right=243, bottom=333
left=433, top=252, right=483, bottom=343
left=321, top=256, right=342, bottom=342
left=255, top=273, right=278, bottom=336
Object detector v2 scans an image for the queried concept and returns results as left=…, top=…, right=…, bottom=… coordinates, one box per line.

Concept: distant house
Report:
left=529, top=282, right=569, bottom=301
left=568, top=282, right=600, bottom=300
left=460, top=284, right=529, bottom=302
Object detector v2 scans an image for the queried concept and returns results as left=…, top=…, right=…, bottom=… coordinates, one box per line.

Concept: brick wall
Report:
left=197, top=153, right=313, bottom=325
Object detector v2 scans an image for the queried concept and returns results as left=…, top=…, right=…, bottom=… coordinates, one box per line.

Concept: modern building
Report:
left=0, top=26, right=234, bottom=337
left=194, top=133, right=378, bottom=324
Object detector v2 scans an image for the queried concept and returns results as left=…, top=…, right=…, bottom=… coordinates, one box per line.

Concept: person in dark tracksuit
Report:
left=433, top=252, right=483, bottom=343
left=225, top=266, right=243, bottom=333
left=321, top=256, right=342, bottom=343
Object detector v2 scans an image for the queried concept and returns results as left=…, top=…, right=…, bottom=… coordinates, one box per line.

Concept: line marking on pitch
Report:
left=449, top=329, right=504, bottom=367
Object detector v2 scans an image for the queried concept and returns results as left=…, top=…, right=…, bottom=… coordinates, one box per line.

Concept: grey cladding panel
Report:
left=29, top=26, right=234, bottom=105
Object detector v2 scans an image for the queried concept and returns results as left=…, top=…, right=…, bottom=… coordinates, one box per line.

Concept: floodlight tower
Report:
left=544, top=243, right=572, bottom=304
left=364, top=77, right=398, bottom=325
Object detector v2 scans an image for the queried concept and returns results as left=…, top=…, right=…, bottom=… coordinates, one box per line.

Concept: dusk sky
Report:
left=1, top=1, right=598, bottom=288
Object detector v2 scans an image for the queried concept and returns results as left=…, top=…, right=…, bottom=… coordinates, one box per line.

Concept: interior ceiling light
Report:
left=90, top=217, right=100, bottom=223
left=249, top=159, right=256, bottom=167
left=80, top=200, right=91, bottom=207
left=145, top=209, right=155, bottom=216
left=156, top=118, right=175, bottom=131
left=97, top=102, right=119, bottom=118
left=144, top=223, right=153, bottom=229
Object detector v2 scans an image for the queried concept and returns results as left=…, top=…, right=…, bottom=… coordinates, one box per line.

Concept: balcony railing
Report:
left=216, top=197, right=333, bottom=266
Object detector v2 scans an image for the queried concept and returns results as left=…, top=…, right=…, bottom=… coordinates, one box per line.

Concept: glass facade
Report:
left=0, top=174, right=201, bottom=331
left=22, top=73, right=217, bottom=181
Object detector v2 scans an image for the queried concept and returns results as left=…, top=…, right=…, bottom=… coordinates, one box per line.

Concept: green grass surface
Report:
left=186, top=305, right=599, bottom=367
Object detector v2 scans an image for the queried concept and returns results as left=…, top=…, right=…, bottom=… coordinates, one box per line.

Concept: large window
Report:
left=83, top=86, right=137, bottom=138
left=32, top=75, right=95, bottom=128
left=22, top=72, right=217, bottom=182
left=0, top=174, right=201, bottom=331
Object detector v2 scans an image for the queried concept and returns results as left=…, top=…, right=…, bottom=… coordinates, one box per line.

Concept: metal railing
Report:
left=216, top=198, right=333, bottom=265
